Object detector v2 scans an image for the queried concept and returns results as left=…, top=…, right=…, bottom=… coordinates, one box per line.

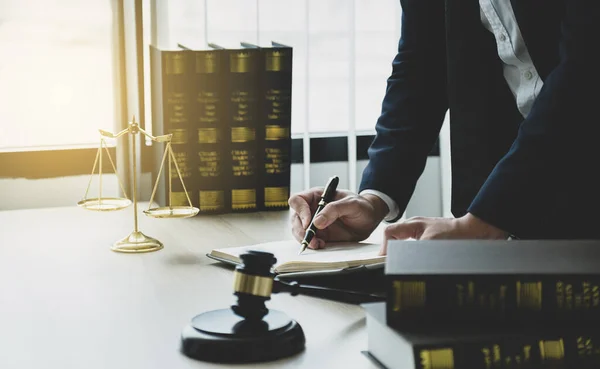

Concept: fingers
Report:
left=312, top=197, right=360, bottom=230
left=379, top=220, right=424, bottom=255
left=288, top=188, right=323, bottom=228
left=290, top=213, right=325, bottom=250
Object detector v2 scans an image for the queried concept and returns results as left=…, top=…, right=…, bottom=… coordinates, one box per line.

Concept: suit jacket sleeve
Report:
left=468, top=0, right=600, bottom=238
left=358, top=0, right=449, bottom=222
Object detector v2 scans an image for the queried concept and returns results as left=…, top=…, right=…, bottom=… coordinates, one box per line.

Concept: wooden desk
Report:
left=0, top=204, right=383, bottom=369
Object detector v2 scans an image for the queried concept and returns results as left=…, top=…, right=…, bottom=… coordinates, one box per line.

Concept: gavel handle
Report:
left=273, top=279, right=385, bottom=305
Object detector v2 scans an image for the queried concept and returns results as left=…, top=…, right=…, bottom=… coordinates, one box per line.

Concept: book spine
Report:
left=190, top=49, right=229, bottom=213
left=387, top=275, right=600, bottom=331
left=415, top=334, right=600, bottom=369
left=150, top=47, right=194, bottom=208
left=226, top=48, right=260, bottom=212
left=258, top=46, right=293, bottom=211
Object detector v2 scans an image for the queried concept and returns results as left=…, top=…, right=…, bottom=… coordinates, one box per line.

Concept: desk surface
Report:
left=0, top=204, right=384, bottom=369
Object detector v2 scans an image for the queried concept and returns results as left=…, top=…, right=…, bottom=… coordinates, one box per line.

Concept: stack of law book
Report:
left=149, top=41, right=292, bottom=215
left=363, top=240, right=600, bottom=369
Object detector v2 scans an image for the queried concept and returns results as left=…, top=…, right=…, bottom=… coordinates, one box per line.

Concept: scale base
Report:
left=111, top=231, right=163, bottom=253
left=181, top=309, right=305, bottom=363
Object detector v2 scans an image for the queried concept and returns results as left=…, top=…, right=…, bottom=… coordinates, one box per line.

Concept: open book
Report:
left=207, top=240, right=385, bottom=275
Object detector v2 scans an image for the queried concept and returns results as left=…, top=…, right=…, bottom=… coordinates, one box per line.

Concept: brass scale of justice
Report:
left=77, top=116, right=199, bottom=253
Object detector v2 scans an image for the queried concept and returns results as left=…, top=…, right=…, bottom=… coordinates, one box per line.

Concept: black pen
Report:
left=299, top=176, right=339, bottom=255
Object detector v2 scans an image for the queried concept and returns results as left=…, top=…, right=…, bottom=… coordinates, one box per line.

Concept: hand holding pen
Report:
left=288, top=176, right=389, bottom=253
left=299, top=176, right=339, bottom=254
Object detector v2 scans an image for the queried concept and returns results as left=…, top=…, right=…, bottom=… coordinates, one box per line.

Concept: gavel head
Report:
left=231, top=251, right=277, bottom=321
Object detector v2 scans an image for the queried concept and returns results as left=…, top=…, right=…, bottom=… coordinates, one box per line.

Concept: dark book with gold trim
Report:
left=209, top=43, right=261, bottom=212
left=364, top=301, right=600, bottom=369
left=241, top=41, right=293, bottom=211
left=180, top=44, right=229, bottom=214
left=149, top=45, right=195, bottom=208
left=384, top=240, right=600, bottom=333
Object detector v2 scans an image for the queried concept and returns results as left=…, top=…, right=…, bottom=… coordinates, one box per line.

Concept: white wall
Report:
left=291, top=156, right=443, bottom=219
left=1, top=155, right=445, bottom=217
left=0, top=173, right=153, bottom=211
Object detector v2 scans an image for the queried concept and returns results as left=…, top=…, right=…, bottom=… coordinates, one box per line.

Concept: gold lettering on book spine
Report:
left=232, top=189, right=256, bottom=210
left=231, top=127, right=256, bottom=143
left=392, top=281, right=426, bottom=312
left=198, top=151, right=219, bottom=178
left=265, top=125, right=289, bottom=141
left=420, top=348, right=454, bottom=369
left=516, top=281, right=542, bottom=310
left=565, top=283, right=573, bottom=309
left=583, top=281, right=592, bottom=309
left=481, top=347, right=492, bottom=369
left=199, top=190, right=224, bottom=211
left=166, top=52, right=185, bottom=75
left=539, top=339, right=565, bottom=362
left=577, top=336, right=595, bottom=357
left=264, top=187, right=289, bottom=207
left=556, top=281, right=564, bottom=309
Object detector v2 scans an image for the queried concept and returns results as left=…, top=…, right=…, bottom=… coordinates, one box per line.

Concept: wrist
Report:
left=459, top=213, right=509, bottom=239
left=360, top=193, right=389, bottom=222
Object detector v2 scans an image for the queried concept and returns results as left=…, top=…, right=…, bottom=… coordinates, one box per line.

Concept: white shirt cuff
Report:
left=359, top=189, right=400, bottom=222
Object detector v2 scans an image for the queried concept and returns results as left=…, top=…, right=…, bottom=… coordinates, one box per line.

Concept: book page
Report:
left=209, top=240, right=385, bottom=274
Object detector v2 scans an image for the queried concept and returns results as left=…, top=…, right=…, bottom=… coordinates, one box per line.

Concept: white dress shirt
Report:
left=361, top=0, right=544, bottom=222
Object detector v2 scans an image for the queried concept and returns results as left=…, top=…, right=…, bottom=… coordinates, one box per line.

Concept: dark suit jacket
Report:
left=359, top=0, right=600, bottom=238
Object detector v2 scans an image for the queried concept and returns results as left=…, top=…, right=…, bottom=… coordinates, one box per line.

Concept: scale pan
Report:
left=144, top=206, right=199, bottom=218
left=77, top=197, right=132, bottom=211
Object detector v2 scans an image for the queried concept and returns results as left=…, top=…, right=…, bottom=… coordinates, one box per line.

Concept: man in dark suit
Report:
left=289, top=0, right=600, bottom=254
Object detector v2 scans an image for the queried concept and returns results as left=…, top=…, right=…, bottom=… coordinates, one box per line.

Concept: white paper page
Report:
left=216, top=240, right=383, bottom=267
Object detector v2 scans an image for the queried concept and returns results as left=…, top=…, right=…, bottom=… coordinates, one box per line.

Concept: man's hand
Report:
left=288, top=188, right=389, bottom=250
left=380, top=212, right=509, bottom=255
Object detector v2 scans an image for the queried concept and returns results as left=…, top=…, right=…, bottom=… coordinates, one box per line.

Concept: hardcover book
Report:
left=182, top=44, right=229, bottom=213
left=241, top=41, right=293, bottom=211
left=209, top=42, right=261, bottom=212
left=149, top=45, right=195, bottom=208
left=364, top=301, right=600, bottom=369
left=384, top=240, right=600, bottom=332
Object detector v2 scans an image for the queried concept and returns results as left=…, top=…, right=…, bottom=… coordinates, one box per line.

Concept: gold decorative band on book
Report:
left=419, top=348, right=454, bottom=369
left=516, top=281, right=542, bottom=310
left=166, top=52, right=185, bottom=75
left=170, top=191, right=189, bottom=206
left=539, top=339, right=565, bottom=361
left=195, top=52, right=219, bottom=74
left=232, top=189, right=256, bottom=210
left=198, top=128, right=219, bottom=144
left=233, top=270, right=273, bottom=297
left=199, top=190, right=224, bottom=211
left=264, top=187, right=289, bottom=207
left=231, top=127, right=256, bottom=143
left=266, top=50, right=290, bottom=72
left=265, top=125, right=289, bottom=141
left=392, top=280, right=426, bottom=312
left=168, top=128, right=188, bottom=145
left=230, top=51, right=255, bottom=73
